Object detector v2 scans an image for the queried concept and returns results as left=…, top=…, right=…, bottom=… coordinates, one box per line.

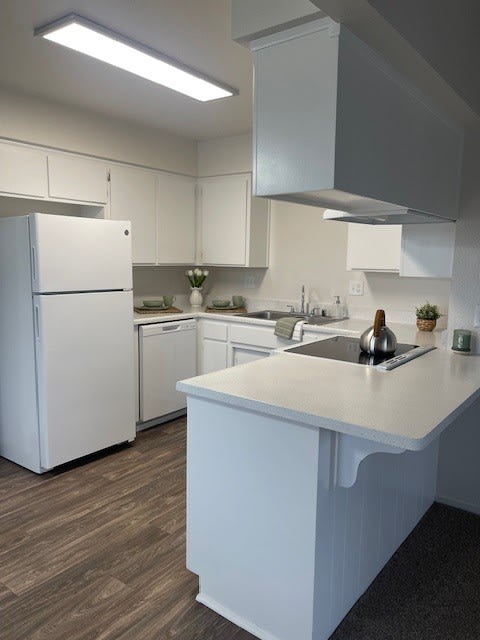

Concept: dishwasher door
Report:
left=139, top=319, right=196, bottom=422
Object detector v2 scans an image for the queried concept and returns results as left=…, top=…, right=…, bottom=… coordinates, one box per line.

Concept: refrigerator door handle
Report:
left=31, top=245, right=37, bottom=285
left=34, top=304, right=40, bottom=339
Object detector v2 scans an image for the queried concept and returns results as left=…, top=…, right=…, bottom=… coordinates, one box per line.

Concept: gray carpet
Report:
left=330, top=503, right=480, bottom=640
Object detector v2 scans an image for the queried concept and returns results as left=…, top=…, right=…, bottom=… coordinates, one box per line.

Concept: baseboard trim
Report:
left=196, top=592, right=281, bottom=640
left=436, top=494, right=480, bottom=516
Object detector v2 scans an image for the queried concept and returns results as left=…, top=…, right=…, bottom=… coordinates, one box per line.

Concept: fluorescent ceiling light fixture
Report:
left=35, top=14, right=237, bottom=102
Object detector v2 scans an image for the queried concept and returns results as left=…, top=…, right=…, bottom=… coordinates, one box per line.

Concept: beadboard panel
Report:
left=186, top=397, right=439, bottom=640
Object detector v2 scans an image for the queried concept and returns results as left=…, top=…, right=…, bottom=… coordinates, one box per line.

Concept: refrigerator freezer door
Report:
left=34, top=290, right=135, bottom=469
left=29, top=213, right=132, bottom=293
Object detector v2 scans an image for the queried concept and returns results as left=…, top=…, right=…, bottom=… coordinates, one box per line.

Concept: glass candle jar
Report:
left=452, top=329, right=471, bottom=352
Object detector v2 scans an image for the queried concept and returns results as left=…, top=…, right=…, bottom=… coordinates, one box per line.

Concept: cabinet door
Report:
left=347, top=224, right=401, bottom=271
left=202, top=339, right=229, bottom=374
left=0, top=142, right=48, bottom=197
left=400, top=223, right=455, bottom=278
left=200, top=319, right=229, bottom=374
left=157, top=173, right=196, bottom=264
left=199, top=175, right=249, bottom=265
left=110, top=166, right=157, bottom=264
left=48, top=154, right=108, bottom=203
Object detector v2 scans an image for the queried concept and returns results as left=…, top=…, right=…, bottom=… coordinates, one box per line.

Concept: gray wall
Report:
left=367, top=0, right=480, bottom=119
left=232, top=0, right=322, bottom=43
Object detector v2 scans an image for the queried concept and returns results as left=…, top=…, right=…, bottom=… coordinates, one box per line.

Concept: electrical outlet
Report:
left=244, top=274, right=256, bottom=289
left=348, top=280, right=364, bottom=296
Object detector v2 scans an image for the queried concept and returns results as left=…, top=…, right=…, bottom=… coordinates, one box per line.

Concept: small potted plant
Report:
left=415, top=301, right=441, bottom=331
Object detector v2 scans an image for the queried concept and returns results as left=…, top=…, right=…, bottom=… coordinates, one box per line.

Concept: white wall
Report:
left=198, top=134, right=451, bottom=321
left=0, top=88, right=197, bottom=175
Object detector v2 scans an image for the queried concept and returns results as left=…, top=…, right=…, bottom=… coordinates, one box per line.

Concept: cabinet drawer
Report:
left=230, top=323, right=277, bottom=348
left=202, top=320, right=228, bottom=341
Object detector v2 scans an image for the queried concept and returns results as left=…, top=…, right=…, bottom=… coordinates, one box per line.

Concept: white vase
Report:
left=189, top=287, right=203, bottom=308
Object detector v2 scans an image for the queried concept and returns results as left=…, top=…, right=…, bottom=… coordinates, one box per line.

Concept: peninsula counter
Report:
left=177, top=348, right=480, bottom=640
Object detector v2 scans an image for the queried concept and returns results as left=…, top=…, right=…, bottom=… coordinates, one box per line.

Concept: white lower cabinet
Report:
left=199, top=319, right=229, bottom=374
left=228, top=322, right=278, bottom=366
left=200, top=319, right=335, bottom=374
left=203, top=340, right=229, bottom=373
left=200, top=319, right=277, bottom=374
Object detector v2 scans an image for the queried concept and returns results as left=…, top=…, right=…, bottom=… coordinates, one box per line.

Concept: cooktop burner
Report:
left=285, top=335, right=420, bottom=366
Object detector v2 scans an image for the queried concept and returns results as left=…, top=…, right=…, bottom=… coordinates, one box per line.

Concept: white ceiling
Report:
left=0, top=0, right=254, bottom=141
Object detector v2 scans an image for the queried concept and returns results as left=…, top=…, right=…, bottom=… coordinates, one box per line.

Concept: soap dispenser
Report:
left=332, top=295, right=343, bottom=319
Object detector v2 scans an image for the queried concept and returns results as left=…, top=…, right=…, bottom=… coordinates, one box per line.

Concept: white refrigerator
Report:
left=0, top=213, right=136, bottom=473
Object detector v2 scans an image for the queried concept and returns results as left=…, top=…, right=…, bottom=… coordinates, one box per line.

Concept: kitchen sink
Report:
left=239, top=310, right=342, bottom=326
left=242, top=310, right=304, bottom=321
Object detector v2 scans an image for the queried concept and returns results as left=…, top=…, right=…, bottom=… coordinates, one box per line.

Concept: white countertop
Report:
left=134, top=310, right=441, bottom=346
left=177, top=347, right=480, bottom=451
left=138, top=307, right=475, bottom=450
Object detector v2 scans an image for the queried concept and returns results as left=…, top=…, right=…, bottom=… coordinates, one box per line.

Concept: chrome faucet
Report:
left=300, top=285, right=305, bottom=314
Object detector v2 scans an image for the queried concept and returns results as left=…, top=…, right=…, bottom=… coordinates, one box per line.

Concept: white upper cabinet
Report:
left=251, top=18, right=463, bottom=222
left=197, top=173, right=270, bottom=267
left=109, top=165, right=157, bottom=264
left=110, top=165, right=196, bottom=266
left=347, top=224, right=402, bottom=272
left=157, top=173, right=196, bottom=265
left=48, top=154, right=108, bottom=204
left=0, top=142, right=48, bottom=198
left=347, top=222, right=456, bottom=277
left=400, top=223, right=456, bottom=278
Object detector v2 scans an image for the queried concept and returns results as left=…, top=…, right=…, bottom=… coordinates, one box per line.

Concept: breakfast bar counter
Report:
left=178, top=348, right=480, bottom=450
left=177, top=349, right=480, bottom=640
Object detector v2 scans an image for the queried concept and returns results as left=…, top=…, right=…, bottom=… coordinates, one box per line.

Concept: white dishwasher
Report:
left=139, top=319, right=196, bottom=423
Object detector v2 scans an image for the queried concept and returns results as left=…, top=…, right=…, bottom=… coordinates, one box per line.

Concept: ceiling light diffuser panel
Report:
left=35, top=14, right=237, bottom=102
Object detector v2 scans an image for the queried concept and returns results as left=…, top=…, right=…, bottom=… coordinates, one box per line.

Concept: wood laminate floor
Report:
left=0, top=418, right=255, bottom=640
left=2, top=418, right=479, bottom=640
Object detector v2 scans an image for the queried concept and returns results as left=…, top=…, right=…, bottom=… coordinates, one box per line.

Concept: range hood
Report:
left=250, top=18, right=463, bottom=225
left=323, top=208, right=454, bottom=225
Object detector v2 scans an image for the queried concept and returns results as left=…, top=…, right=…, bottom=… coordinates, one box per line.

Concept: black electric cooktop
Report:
left=285, top=335, right=419, bottom=366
